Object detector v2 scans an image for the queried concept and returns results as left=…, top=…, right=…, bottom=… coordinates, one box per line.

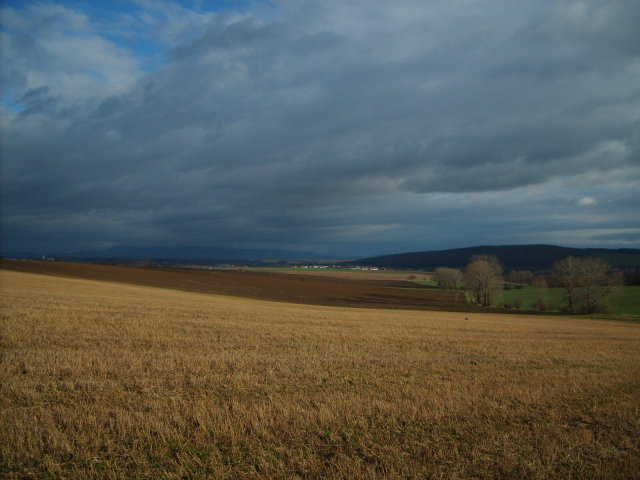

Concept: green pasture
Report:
left=499, top=286, right=563, bottom=311
left=496, top=285, right=640, bottom=316
left=608, top=286, right=640, bottom=315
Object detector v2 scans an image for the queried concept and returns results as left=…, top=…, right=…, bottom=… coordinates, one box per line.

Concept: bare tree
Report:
left=578, top=257, right=624, bottom=313
left=554, top=256, right=623, bottom=313
left=435, top=267, right=462, bottom=290
left=464, top=255, right=503, bottom=307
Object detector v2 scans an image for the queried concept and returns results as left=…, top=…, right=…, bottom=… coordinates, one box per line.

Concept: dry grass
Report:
left=2, top=270, right=639, bottom=479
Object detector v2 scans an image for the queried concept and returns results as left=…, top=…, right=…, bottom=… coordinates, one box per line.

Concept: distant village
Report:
left=291, top=265, right=380, bottom=271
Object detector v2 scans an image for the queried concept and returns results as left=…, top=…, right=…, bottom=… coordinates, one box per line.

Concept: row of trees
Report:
left=553, top=256, right=623, bottom=313
left=433, top=254, right=623, bottom=313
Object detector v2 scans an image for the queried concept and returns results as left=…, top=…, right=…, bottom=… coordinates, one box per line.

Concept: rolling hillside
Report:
left=351, top=245, right=640, bottom=271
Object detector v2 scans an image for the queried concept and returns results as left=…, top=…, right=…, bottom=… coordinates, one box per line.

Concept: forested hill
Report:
left=351, top=245, right=640, bottom=271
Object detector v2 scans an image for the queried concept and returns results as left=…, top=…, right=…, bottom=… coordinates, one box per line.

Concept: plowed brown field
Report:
left=255, top=268, right=434, bottom=282
left=1, top=259, right=478, bottom=311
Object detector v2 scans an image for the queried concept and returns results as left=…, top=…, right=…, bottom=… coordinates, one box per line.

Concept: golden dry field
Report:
left=2, top=269, right=640, bottom=479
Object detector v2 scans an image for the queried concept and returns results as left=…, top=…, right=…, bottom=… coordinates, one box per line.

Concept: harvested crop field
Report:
left=0, top=260, right=469, bottom=312
left=2, top=269, right=639, bottom=479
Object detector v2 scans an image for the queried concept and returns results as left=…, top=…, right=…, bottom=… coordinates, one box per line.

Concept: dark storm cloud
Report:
left=1, top=0, right=639, bottom=254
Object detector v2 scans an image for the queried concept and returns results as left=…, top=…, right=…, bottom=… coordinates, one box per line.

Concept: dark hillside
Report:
left=351, top=245, right=640, bottom=271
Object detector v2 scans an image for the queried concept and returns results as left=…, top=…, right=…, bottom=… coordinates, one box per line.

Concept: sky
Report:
left=1, top=0, right=639, bottom=257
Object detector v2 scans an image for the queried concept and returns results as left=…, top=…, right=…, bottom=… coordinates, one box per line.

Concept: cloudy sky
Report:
left=1, top=0, right=639, bottom=257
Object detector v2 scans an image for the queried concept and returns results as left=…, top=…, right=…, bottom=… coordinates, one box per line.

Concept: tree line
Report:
left=434, top=254, right=623, bottom=313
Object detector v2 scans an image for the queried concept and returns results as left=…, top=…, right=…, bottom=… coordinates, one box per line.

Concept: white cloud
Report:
left=578, top=196, right=598, bottom=206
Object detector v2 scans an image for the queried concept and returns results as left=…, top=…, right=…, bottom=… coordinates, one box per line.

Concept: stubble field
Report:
left=2, top=269, right=640, bottom=479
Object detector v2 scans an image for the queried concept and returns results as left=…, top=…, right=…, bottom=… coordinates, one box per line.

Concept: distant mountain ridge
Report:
left=350, top=244, right=640, bottom=271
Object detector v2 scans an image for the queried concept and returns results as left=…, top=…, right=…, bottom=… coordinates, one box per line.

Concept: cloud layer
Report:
left=2, top=0, right=639, bottom=256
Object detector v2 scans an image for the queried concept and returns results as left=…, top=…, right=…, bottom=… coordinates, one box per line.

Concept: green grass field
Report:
left=498, top=286, right=640, bottom=316
left=608, top=286, right=640, bottom=315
